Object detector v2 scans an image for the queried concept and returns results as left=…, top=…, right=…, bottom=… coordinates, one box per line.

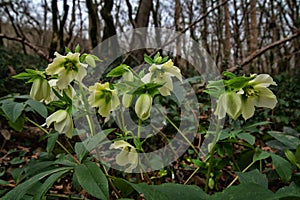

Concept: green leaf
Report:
left=83, top=129, right=115, bottom=152
left=224, top=76, right=254, bottom=90
left=2, top=167, right=73, bottom=200
left=274, top=182, right=300, bottom=199
left=75, top=142, right=88, bottom=163
left=253, top=150, right=270, bottom=162
left=211, top=183, right=274, bottom=200
left=144, top=54, right=154, bottom=65
left=268, top=131, right=300, bottom=149
left=74, top=161, right=109, bottom=200
left=107, top=64, right=130, bottom=77
left=2, top=102, right=24, bottom=122
left=296, top=144, right=300, bottom=163
left=33, top=169, right=70, bottom=200
left=237, top=132, right=255, bottom=145
left=46, top=132, right=59, bottom=153
left=236, top=169, right=268, bottom=189
left=271, top=153, right=292, bottom=183
left=161, top=56, right=169, bottom=63
left=114, top=179, right=208, bottom=200
left=25, top=99, right=48, bottom=118
left=132, top=82, right=163, bottom=96
left=75, top=44, right=80, bottom=53
left=8, top=116, right=25, bottom=132
left=222, top=71, right=236, bottom=78
left=65, top=46, right=72, bottom=53
left=113, top=178, right=136, bottom=197
left=285, top=149, right=298, bottom=166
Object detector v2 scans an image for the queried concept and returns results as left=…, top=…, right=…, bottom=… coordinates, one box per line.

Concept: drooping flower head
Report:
left=110, top=140, right=139, bottom=172
left=46, top=52, right=87, bottom=89
left=46, top=109, right=74, bottom=138
left=30, top=77, right=51, bottom=102
left=142, top=59, right=182, bottom=96
left=88, top=82, right=120, bottom=117
left=135, top=93, right=153, bottom=120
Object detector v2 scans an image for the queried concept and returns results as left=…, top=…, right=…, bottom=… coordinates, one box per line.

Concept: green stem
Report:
left=204, top=118, right=222, bottom=193
left=164, top=115, right=200, bottom=156
left=226, top=160, right=256, bottom=188
left=137, top=118, right=142, bottom=139
left=25, top=117, right=80, bottom=164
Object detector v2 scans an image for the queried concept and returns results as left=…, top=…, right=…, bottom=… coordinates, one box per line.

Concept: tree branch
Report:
left=0, top=33, right=50, bottom=62
left=227, top=31, right=300, bottom=72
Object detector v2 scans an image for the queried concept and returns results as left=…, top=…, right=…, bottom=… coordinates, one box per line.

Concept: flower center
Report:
left=244, top=87, right=259, bottom=97
left=64, top=59, right=78, bottom=71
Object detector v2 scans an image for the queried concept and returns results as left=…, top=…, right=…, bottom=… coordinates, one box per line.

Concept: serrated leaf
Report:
left=83, top=129, right=114, bottom=152
left=25, top=99, right=48, bottom=118
left=224, top=76, right=254, bottom=89
left=2, top=102, right=24, bottom=122
left=74, top=161, right=109, bottom=200
left=236, top=169, right=268, bottom=188
left=271, top=153, right=292, bottom=183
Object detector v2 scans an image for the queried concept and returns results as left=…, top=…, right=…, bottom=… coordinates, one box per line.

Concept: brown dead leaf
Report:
left=1, top=129, right=11, bottom=140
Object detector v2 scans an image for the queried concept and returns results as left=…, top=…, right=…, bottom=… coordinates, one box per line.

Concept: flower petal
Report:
left=250, top=74, right=277, bottom=87
left=242, top=97, right=256, bottom=120
left=254, top=87, right=278, bottom=109
left=46, top=110, right=67, bottom=127
left=225, top=92, right=242, bottom=120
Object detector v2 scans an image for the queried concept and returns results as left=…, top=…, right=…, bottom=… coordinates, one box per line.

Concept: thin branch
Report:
left=0, top=33, right=50, bottom=62
left=227, top=31, right=300, bottom=72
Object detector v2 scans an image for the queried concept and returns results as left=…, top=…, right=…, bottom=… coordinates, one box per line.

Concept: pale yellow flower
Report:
left=88, top=82, right=120, bottom=117
left=122, top=71, right=134, bottom=108
left=214, top=92, right=242, bottom=120
left=142, top=59, right=182, bottom=96
left=46, top=52, right=87, bottom=89
left=135, top=93, right=152, bottom=120
left=30, top=78, right=50, bottom=102
left=46, top=110, right=74, bottom=138
left=240, top=74, right=277, bottom=120
left=110, top=140, right=138, bottom=172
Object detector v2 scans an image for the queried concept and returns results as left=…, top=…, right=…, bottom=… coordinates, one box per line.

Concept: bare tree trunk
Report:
left=100, top=0, right=119, bottom=56
left=223, top=0, right=231, bottom=69
left=201, top=0, right=210, bottom=54
left=128, top=0, right=153, bottom=64
left=86, top=0, right=100, bottom=48
left=49, top=0, right=59, bottom=57
left=250, top=0, right=258, bottom=53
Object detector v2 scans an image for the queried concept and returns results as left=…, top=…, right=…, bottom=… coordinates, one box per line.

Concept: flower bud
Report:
left=30, top=78, right=50, bottom=102
left=135, top=93, right=152, bottom=120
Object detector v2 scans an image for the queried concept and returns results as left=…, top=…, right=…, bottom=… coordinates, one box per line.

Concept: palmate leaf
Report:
left=74, top=161, right=109, bottom=200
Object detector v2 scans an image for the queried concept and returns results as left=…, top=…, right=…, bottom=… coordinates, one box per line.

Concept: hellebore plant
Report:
left=11, top=46, right=279, bottom=198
